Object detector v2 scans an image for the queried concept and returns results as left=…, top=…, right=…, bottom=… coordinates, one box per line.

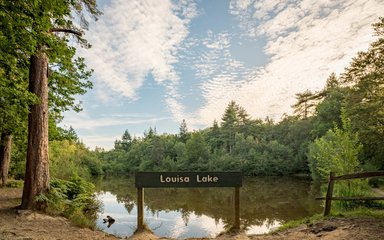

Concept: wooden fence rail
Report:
left=316, top=171, right=384, bottom=216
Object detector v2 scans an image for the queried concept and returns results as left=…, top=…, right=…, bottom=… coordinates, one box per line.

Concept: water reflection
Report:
left=94, top=176, right=322, bottom=239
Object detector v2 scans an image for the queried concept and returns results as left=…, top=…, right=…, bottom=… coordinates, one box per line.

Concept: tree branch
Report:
left=49, top=28, right=82, bottom=36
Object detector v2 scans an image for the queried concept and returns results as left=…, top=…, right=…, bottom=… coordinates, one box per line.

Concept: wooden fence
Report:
left=316, top=171, right=384, bottom=216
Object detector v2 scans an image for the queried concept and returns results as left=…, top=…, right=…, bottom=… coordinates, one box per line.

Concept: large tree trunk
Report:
left=21, top=49, right=50, bottom=210
left=0, top=134, right=12, bottom=187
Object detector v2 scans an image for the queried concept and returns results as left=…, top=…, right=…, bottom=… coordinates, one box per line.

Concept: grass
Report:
left=274, top=207, right=384, bottom=234
left=5, top=179, right=24, bottom=188
left=274, top=214, right=323, bottom=232
left=330, top=207, right=384, bottom=219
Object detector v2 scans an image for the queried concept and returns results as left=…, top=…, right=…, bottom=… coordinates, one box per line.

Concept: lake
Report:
left=93, top=176, right=322, bottom=239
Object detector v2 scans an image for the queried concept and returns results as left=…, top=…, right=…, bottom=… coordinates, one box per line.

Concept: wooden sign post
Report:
left=136, top=187, right=144, bottom=231
left=234, top=186, right=240, bottom=229
left=135, top=172, right=242, bottom=231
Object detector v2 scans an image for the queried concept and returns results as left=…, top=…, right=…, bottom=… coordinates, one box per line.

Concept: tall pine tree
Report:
left=0, top=0, right=101, bottom=209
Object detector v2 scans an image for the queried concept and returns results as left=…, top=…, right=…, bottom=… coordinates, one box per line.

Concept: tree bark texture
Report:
left=0, top=134, right=12, bottom=187
left=21, top=50, right=50, bottom=209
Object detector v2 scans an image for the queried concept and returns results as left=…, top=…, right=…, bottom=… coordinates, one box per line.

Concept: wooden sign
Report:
left=135, top=171, right=242, bottom=188
left=135, top=171, right=242, bottom=232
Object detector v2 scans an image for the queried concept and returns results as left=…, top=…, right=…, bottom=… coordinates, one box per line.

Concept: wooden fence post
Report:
left=324, top=172, right=335, bottom=216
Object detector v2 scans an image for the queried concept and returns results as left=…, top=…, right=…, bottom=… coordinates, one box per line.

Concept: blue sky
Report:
left=61, top=0, right=384, bottom=149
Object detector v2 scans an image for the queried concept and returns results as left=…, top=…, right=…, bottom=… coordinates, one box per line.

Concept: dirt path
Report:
left=0, top=188, right=119, bottom=240
left=1, top=187, right=384, bottom=240
left=249, top=217, right=384, bottom=240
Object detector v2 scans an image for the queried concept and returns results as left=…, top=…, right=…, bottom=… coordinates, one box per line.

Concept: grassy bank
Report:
left=277, top=207, right=384, bottom=233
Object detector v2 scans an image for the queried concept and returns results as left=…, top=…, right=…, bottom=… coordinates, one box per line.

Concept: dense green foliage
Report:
left=50, top=140, right=103, bottom=179
left=36, top=175, right=100, bottom=228
left=307, top=111, right=375, bottom=211
left=0, top=0, right=98, bottom=135
left=98, top=107, right=312, bottom=176
left=341, top=19, right=384, bottom=169
left=308, top=111, right=362, bottom=181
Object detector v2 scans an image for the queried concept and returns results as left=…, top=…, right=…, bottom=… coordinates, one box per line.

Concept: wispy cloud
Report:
left=187, top=0, right=384, bottom=125
left=79, top=135, right=121, bottom=150
left=79, top=0, right=197, bottom=101
left=62, top=111, right=169, bottom=130
left=61, top=110, right=169, bottom=149
left=184, top=31, right=263, bottom=125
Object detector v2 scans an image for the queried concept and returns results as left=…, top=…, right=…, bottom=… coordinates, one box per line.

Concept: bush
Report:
left=308, top=113, right=362, bottom=181
left=36, top=175, right=101, bottom=229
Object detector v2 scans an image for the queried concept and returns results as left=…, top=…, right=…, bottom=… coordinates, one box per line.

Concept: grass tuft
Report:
left=5, top=179, right=24, bottom=188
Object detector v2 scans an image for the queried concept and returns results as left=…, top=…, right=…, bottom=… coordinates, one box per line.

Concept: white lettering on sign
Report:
left=159, top=174, right=220, bottom=184
left=160, top=175, right=190, bottom=183
left=196, top=174, right=219, bottom=183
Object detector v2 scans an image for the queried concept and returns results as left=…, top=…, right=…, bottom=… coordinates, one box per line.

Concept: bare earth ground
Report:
left=1, top=187, right=384, bottom=240
left=0, top=188, right=118, bottom=240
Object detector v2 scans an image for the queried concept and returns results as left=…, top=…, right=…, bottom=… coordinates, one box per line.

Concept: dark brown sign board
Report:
left=135, top=171, right=242, bottom=188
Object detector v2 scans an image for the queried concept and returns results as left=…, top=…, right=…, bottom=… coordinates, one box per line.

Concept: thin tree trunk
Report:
left=0, top=134, right=12, bottom=187
left=21, top=49, right=50, bottom=210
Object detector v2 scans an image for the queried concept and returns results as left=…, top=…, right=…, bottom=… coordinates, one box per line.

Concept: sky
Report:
left=61, top=0, right=384, bottom=150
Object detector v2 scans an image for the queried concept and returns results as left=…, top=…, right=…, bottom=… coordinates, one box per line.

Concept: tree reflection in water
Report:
left=93, top=176, right=322, bottom=238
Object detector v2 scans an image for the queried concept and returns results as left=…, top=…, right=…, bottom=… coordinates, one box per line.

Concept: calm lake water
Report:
left=93, top=176, right=322, bottom=239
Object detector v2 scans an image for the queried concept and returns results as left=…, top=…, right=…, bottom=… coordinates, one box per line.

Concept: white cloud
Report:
left=60, top=109, right=171, bottom=149
left=61, top=111, right=169, bottom=130
left=78, top=135, right=119, bottom=150
left=79, top=0, right=197, bottom=101
left=188, top=0, right=384, bottom=125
